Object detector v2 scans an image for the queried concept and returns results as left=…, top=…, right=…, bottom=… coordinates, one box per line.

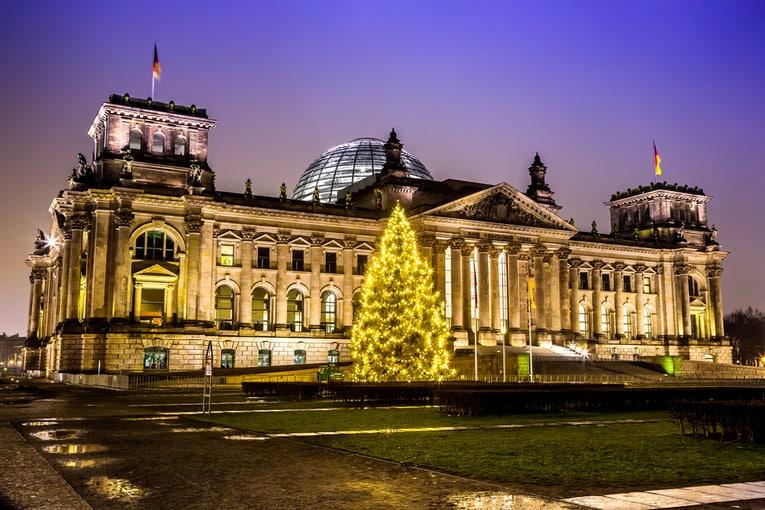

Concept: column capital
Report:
left=557, top=247, right=571, bottom=260
left=114, top=211, right=134, bottom=228
left=417, top=233, right=436, bottom=248
left=343, top=236, right=357, bottom=249
left=276, top=231, right=291, bottom=244
left=460, top=244, right=474, bottom=256
left=67, top=214, right=89, bottom=231
left=184, top=217, right=203, bottom=235
left=634, top=264, right=647, bottom=273
left=706, top=267, right=723, bottom=278
left=568, top=258, right=583, bottom=269
left=506, top=241, right=522, bottom=255
left=613, top=262, right=626, bottom=272
left=478, top=239, right=493, bottom=252
left=241, top=229, right=256, bottom=241
left=310, top=234, right=324, bottom=246
left=591, top=260, right=604, bottom=270
left=134, top=282, right=143, bottom=288
left=674, top=265, right=690, bottom=276
left=30, top=267, right=48, bottom=281
left=532, top=244, right=547, bottom=258
left=450, top=237, right=466, bottom=251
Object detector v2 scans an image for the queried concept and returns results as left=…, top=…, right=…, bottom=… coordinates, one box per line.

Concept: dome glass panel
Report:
left=292, top=137, right=432, bottom=203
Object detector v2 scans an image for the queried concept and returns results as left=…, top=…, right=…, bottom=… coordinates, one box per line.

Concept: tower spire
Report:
left=525, top=152, right=561, bottom=213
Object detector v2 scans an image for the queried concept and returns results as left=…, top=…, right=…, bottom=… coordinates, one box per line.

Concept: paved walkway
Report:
left=565, top=482, right=765, bottom=509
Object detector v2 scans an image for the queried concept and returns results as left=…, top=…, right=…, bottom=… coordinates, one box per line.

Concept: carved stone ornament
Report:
left=184, top=217, right=203, bottom=235
left=450, top=238, right=466, bottom=251
left=114, top=212, right=134, bottom=228
left=31, top=267, right=48, bottom=280
left=591, top=260, right=604, bottom=270
left=310, top=234, right=324, bottom=246
left=706, top=267, right=722, bottom=278
left=241, top=230, right=256, bottom=242
left=343, top=237, right=357, bottom=249
left=613, top=262, right=626, bottom=272
left=674, top=265, right=690, bottom=276
left=634, top=264, right=647, bottom=273
left=68, top=215, right=89, bottom=230
left=568, top=258, right=583, bottom=269
left=457, top=192, right=545, bottom=227
left=506, top=242, right=522, bottom=255
left=276, top=232, right=291, bottom=244
left=557, top=247, right=571, bottom=260
left=478, top=239, right=494, bottom=252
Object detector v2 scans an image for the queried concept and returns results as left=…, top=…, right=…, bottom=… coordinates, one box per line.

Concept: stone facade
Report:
left=23, top=94, right=731, bottom=374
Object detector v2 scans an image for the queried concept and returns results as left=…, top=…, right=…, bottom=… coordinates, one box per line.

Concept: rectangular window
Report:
left=579, top=272, right=589, bottom=290
left=357, top=254, right=368, bottom=275
left=623, top=275, right=632, bottom=293
left=143, top=348, right=168, bottom=370
left=293, top=349, right=306, bottom=365
left=325, top=252, right=337, bottom=273
left=601, top=273, right=611, bottom=292
left=141, top=288, right=165, bottom=324
left=291, top=250, right=304, bottom=271
left=257, top=247, right=270, bottom=269
left=220, top=349, right=235, bottom=369
left=219, top=244, right=234, bottom=266
left=643, top=276, right=652, bottom=293
left=328, top=349, right=340, bottom=364
left=258, top=349, right=271, bottom=367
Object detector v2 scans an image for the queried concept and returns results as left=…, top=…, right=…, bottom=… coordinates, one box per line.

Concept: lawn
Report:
left=194, top=407, right=765, bottom=495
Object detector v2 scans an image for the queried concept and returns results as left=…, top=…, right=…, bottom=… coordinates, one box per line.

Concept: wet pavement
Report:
left=0, top=381, right=579, bottom=509
left=2, top=381, right=764, bottom=509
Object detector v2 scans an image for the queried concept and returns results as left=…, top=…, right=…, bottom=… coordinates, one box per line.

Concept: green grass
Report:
left=193, top=406, right=765, bottom=494
left=195, top=406, right=665, bottom=434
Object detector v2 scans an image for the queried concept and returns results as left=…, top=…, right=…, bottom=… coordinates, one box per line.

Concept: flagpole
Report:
left=151, top=74, right=155, bottom=99
left=472, top=256, right=478, bottom=382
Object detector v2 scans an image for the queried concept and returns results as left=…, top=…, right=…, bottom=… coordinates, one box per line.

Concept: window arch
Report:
left=622, top=307, right=633, bottom=339
left=134, top=230, right=176, bottom=261
left=215, top=285, right=235, bottom=330
left=601, top=305, right=612, bottom=338
left=129, top=128, right=143, bottom=150
left=287, top=289, right=304, bottom=332
left=151, top=131, right=165, bottom=153
left=578, top=303, right=590, bottom=337
left=643, top=307, right=653, bottom=338
left=174, top=134, right=187, bottom=156
left=321, top=291, right=337, bottom=333
left=252, top=287, right=270, bottom=331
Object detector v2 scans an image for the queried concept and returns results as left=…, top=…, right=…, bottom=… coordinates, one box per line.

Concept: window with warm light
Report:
left=579, top=303, right=589, bottom=337
left=220, top=349, right=235, bottom=369
left=287, top=289, right=304, bottom=332
left=357, top=254, right=368, bottom=275
left=143, top=347, right=168, bottom=370
left=219, top=244, right=234, bottom=266
left=643, top=275, right=652, bottom=293
left=252, top=288, right=270, bottom=331
left=643, top=308, right=653, bottom=338
left=321, top=291, right=337, bottom=333
left=215, top=286, right=235, bottom=329
left=135, top=230, right=175, bottom=261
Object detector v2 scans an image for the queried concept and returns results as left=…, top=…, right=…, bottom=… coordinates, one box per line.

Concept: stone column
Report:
left=558, top=249, right=571, bottom=334
left=57, top=231, right=71, bottom=324
left=418, top=234, right=435, bottom=286
left=88, top=210, right=111, bottom=319
left=198, top=221, right=215, bottom=323
left=657, top=265, right=669, bottom=338
left=342, top=238, right=355, bottom=328
left=164, top=284, right=175, bottom=324
left=707, top=267, right=724, bottom=338
left=450, top=239, right=464, bottom=330
left=548, top=252, right=561, bottom=334
left=635, top=265, right=646, bottom=338
left=507, top=244, right=521, bottom=331
left=184, top=217, right=202, bottom=322
left=433, top=241, right=446, bottom=302
left=27, top=269, right=45, bottom=337
left=676, top=266, right=692, bottom=337
left=533, top=248, right=547, bottom=332
left=461, top=244, right=474, bottom=333
left=569, top=259, right=581, bottom=336
left=614, top=263, right=625, bottom=339
left=592, top=261, right=603, bottom=338
left=489, top=247, right=501, bottom=332
left=238, top=231, right=254, bottom=328
left=112, top=212, right=133, bottom=320
left=309, top=235, right=323, bottom=329
left=133, top=282, right=143, bottom=321
left=65, top=217, right=86, bottom=320
left=518, top=255, right=530, bottom=332
left=275, top=233, right=290, bottom=329
left=478, top=241, right=492, bottom=331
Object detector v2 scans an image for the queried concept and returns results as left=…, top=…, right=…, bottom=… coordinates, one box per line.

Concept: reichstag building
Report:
left=23, top=94, right=730, bottom=374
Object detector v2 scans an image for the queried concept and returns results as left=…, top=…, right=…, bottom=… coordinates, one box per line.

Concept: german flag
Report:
left=528, top=276, right=537, bottom=311
left=653, top=141, right=662, bottom=176
left=152, top=43, right=161, bottom=81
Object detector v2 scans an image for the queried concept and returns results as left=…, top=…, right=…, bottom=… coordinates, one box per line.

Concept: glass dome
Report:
left=292, top=137, right=433, bottom=203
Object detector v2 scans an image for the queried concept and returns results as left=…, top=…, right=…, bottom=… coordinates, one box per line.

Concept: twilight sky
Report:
left=0, top=0, right=763, bottom=335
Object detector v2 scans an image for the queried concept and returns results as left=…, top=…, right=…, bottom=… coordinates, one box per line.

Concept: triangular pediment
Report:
left=322, top=239, right=344, bottom=250
left=289, top=236, right=312, bottom=247
left=420, top=183, right=577, bottom=231
left=132, top=262, right=179, bottom=279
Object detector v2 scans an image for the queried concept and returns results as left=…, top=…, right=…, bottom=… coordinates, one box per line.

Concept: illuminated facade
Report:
left=23, top=94, right=730, bottom=374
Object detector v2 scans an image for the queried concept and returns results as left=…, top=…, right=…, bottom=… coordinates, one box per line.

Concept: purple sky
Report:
left=0, top=0, right=763, bottom=335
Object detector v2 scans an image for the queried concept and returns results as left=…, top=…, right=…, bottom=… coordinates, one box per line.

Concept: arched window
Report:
left=287, top=289, right=304, bottom=332
left=215, top=285, right=235, bottom=330
left=578, top=303, right=589, bottom=337
left=601, top=305, right=612, bottom=338
left=151, top=132, right=165, bottom=153
left=321, top=291, right=337, bottom=333
left=143, top=347, right=168, bottom=370
left=643, top=308, right=653, bottom=338
left=129, top=128, right=143, bottom=150
left=252, top=288, right=270, bottom=331
left=174, top=135, right=187, bottom=156
left=688, top=277, right=700, bottom=297
left=135, top=230, right=175, bottom=261
left=623, top=308, right=632, bottom=339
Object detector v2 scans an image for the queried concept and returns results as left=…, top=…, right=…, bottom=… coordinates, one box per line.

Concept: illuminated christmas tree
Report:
left=351, top=203, right=454, bottom=382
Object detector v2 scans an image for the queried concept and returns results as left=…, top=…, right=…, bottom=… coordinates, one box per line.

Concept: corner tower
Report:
left=525, top=153, right=561, bottom=213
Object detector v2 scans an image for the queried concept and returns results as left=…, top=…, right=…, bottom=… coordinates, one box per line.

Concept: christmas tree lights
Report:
left=350, top=203, right=454, bottom=382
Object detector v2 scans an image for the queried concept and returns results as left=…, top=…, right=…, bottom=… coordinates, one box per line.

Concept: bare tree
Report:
left=724, top=307, right=765, bottom=365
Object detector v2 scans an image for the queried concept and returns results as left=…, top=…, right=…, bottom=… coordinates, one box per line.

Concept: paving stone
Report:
left=607, top=491, right=698, bottom=508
